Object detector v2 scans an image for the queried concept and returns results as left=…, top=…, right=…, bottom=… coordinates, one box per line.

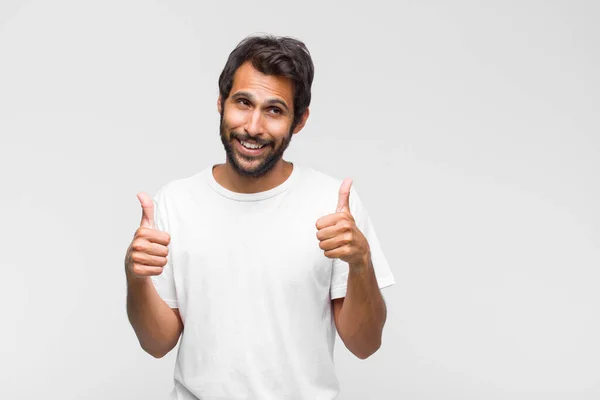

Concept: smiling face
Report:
left=218, top=62, right=308, bottom=178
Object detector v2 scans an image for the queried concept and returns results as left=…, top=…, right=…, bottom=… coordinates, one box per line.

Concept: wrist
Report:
left=125, top=268, right=151, bottom=286
left=349, top=251, right=371, bottom=271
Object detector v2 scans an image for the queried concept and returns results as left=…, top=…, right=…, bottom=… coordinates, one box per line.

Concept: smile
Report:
left=240, top=139, right=266, bottom=149
left=236, top=138, right=269, bottom=154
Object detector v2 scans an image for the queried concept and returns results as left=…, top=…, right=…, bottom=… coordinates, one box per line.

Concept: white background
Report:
left=1, top=1, right=599, bottom=399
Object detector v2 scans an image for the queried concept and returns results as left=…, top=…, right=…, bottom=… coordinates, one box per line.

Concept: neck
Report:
left=213, top=159, right=293, bottom=194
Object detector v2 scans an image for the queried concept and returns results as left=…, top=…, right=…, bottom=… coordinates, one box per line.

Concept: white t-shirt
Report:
left=151, top=163, right=395, bottom=400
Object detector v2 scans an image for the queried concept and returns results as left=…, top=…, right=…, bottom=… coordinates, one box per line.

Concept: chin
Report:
left=233, top=154, right=282, bottom=178
left=229, top=155, right=267, bottom=177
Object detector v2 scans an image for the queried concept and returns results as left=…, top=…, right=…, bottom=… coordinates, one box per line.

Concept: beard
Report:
left=219, top=111, right=293, bottom=178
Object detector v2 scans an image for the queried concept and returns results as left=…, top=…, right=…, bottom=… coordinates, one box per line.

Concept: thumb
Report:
left=336, top=178, right=353, bottom=213
left=137, top=192, right=155, bottom=229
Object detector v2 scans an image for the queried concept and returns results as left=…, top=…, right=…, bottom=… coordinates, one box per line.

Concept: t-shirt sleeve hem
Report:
left=330, top=286, right=347, bottom=300
left=330, top=274, right=396, bottom=300
left=150, top=276, right=178, bottom=308
left=162, top=299, right=179, bottom=308
left=377, top=275, right=396, bottom=290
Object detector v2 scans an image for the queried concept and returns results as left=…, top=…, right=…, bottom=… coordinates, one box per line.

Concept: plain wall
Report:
left=1, top=0, right=599, bottom=399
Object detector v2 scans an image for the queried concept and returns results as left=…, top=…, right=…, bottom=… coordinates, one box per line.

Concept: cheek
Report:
left=265, top=119, right=292, bottom=139
left=224, top=109, right=248, bottom=129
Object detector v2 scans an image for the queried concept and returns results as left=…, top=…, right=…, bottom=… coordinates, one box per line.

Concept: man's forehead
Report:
left=230, top=62, right=294, bottom=104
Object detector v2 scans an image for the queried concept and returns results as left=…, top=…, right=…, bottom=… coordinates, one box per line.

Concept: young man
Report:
left=125, top=34, right=396, bottom=399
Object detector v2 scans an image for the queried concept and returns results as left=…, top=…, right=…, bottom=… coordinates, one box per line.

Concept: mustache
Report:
left=230, top=132, right=272, bottom=147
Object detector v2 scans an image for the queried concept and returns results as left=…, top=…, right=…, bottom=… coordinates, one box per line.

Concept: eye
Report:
left=236, top=98, right=251, bottom=107
left=268, top=107, right=282, bottom=115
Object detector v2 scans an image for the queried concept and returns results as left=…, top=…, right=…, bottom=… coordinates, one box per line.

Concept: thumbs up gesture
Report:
left=125, top=192, right=171, bottom=279
left=316, top=179, right=370, bottom=267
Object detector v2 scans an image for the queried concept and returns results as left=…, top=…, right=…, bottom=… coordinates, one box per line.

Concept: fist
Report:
left=316, top=179, right=370, bottom=266
left=125, top=192, right=171, bottom=279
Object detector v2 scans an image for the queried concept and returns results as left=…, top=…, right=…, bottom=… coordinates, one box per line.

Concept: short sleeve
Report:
left=330, top=186, right=396, bottom=300
left=150, top=187, right=178, bottom=308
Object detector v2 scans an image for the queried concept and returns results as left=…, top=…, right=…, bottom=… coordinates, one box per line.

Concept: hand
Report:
left=316, top=179, right=370, bottom=266
left=125, top=192, right=171, bottom=279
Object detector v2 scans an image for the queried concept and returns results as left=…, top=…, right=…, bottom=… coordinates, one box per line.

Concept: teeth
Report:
left=240, top=140, right=265, bottom=149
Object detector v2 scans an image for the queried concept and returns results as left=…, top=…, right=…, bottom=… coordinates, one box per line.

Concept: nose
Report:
left=244, top=108, right=264, bottom=137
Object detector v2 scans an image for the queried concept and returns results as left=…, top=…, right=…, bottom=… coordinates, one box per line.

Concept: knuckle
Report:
left=158, top=246, right=168, bottom=257
left=131, top=252, right=144, bottom=263
left=345, top=233, right=353, bottom=243
left=131, top=264, right=144, bottom=275
left=155, top=232, right=168, bottom=245
left=131, top=241, right=146, bottom=252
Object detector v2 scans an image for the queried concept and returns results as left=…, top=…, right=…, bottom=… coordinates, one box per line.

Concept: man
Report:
left=125, top=34, right=395, bottom=399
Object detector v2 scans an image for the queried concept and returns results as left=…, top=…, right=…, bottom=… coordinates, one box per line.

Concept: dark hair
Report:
left=218, top=34, right=314, bottom=129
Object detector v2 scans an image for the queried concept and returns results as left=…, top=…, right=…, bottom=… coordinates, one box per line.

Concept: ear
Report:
left=217, top=96, right=223, bottom=114
left=292, top=108, right=310, bottom=134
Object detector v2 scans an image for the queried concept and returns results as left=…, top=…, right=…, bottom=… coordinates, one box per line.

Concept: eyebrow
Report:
left=231, top=91, right=290, bottom=112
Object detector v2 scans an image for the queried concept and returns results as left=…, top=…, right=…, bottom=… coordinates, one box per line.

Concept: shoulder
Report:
left=296, top=165, right=346, bottom=193
left=153, top=166, right=212, bottom=204
left=297, top=165, right=363, bottom=206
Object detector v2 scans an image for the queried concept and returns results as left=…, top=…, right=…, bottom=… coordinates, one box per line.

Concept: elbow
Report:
left=147, top=348, right=168, bottom=359
left=140, top=341, right=173, bottom=359
left=340, top=326, right=383, bottom=360
left=345, top=334, right=381, bottom=360
left=354, top=340, right=381, bottom=360
left=136, top=328, right=181, bottom=359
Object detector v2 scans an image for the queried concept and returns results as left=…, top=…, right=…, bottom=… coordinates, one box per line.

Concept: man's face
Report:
left=219, top=62, right=301, bottom=178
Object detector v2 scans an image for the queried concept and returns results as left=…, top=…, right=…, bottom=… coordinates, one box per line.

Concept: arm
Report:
left=316, top=179, right=389, bottom=360
left=126, top=273, right=183, bottom=358
left=125, top=191, right=183, bottom=358
left=332, top=253, right=387, bottom=359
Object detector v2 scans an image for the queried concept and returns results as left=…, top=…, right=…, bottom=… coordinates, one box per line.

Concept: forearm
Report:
left=337, top=253, right=387, bottom=359
left=126, top=273, right=182, bottom=358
